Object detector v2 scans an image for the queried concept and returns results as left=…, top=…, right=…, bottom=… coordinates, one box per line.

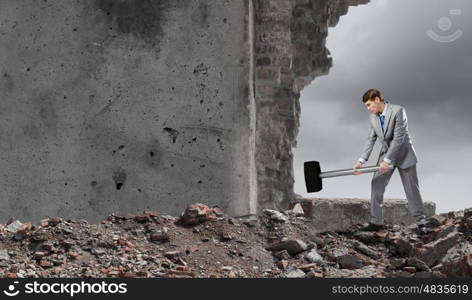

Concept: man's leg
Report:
left=398, top=164, right=427, bottom=225
left=371, top=168, right=395, bottom=225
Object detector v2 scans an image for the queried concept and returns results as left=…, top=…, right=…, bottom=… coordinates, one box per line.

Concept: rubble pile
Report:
left=0, top=204, right=470, bottom=278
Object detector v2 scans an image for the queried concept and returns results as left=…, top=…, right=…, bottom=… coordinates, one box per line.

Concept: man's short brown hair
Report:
left=362, top=89, right=384, bottom=103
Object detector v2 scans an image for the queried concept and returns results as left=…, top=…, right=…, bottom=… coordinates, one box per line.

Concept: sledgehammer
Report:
left=304, top=161, right=393, bottom=193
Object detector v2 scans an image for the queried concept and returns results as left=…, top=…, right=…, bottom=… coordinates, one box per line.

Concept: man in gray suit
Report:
left=353, top=89, right=429, bottom=235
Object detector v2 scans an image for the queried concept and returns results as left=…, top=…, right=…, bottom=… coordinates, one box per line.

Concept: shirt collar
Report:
left=380, top=102, right=388, bottom=117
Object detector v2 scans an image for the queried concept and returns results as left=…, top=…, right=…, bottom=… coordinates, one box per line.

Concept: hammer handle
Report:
left=319, top=165, right=392, bottom=179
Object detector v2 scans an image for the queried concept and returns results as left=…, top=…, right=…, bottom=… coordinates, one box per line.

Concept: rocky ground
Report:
left=0, top=203, right=471, bottom=278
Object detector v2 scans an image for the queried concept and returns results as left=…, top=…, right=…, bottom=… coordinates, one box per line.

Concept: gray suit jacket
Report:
left=360, top=102, right=418, bottom=169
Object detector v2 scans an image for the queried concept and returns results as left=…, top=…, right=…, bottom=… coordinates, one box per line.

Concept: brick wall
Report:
left=254, top=0, right=370, bottom=211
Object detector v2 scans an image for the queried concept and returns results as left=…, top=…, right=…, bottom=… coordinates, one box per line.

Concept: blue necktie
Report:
left=379, top=115, right=385, bottom=132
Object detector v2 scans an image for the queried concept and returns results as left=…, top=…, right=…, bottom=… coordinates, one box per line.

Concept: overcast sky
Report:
left=293, top=0, right=472, bottom=213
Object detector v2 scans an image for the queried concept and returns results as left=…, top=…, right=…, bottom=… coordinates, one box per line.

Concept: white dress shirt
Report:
left=358, top=103, right=392, bottom=165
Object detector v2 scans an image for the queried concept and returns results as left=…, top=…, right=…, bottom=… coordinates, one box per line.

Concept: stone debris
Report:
left=433, top=224, right=456, bottom=240
left=285, top=268, right=306, bottom=278
left=353, top=241, right=380, bottom=259
left=262, top=209, right=288, bottom=222
left=266, top=239, right=307, bottom=255
left=390, top=238, right=414, bottom=257
left=180, top=203, right=218, bottom=226
left=440, top=242, right=472, bottom=277
left=291, top=204, right=305, bottom=217
left=0, top=249, right=9, bottom=261
left=0, top=206, right=470, bottom=278
left=273, top=250, right=290, bottom=260
left=406, top=258, right=431, bottom=272
left=305, top=249, right=324, bottom=264
left=5, top=220, right=23, bottom=233
left=328, top=248, right=364, bottom=270
left=427, top=215, right=446, bottom=227
left=388, top=258, right=406, bottom=270
left=276, top=260, right=288, bottom=270
left=416, top=232, right=462, bottom=267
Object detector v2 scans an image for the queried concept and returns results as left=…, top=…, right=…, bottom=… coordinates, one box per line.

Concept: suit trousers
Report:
left=370, top=164, right=426, bottom=225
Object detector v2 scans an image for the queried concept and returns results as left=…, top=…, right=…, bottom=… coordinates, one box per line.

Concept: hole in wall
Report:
left=292, top=0, right=471, bottom=214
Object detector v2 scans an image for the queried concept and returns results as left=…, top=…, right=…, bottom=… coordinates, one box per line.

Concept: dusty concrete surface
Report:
left=0, top=0, right=255, bottom=222
left=296, top=198, right=436, bottom=233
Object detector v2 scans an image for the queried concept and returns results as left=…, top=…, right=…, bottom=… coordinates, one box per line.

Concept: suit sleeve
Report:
left=360, top=123, right=377, bottom=162
left=385, top=107, right=408, bottom=163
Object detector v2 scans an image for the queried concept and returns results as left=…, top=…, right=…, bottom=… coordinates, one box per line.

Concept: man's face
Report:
left=364, top=97, right=383, bottom=114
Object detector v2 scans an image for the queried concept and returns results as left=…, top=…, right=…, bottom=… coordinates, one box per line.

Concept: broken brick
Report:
left=163, top=251, right=181, bottom=259
left=276, top=260, right=288, bottom=270
left=150, top=233, right=170, bottom=242
left=180, top=203, right=217, bottom=226
left=403, top=266, right=417, bottom=273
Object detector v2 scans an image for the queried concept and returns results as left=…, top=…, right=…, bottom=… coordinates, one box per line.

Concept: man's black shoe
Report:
left=361, top=223, right=384, bottom=231
left=417, top=224, right=430, bottom=236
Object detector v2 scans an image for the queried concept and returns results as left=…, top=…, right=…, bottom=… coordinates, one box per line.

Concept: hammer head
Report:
left=304, top=161, right=322, bottom=193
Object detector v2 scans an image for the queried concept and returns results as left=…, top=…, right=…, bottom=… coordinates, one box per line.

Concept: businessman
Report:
left=353, top=89, right=429, bottom=235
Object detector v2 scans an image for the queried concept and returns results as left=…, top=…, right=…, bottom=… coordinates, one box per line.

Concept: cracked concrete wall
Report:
left=0, top=0, right=370, bottom=222
left=0, top=0, right=256, bottom=222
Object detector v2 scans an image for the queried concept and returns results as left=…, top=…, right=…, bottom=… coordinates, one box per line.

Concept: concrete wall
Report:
left=0, top=0, right=374, bottom=223
left=0, top=0, right=256, bottom=222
